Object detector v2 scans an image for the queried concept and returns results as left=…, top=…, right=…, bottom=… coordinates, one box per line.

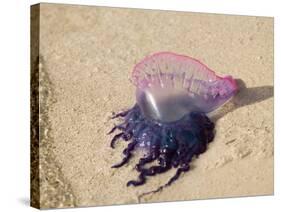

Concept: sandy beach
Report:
left=35, top=3, right=273, bottom=208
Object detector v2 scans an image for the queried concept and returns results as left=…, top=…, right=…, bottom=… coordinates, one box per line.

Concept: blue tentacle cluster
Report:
left=109, top=104, right=215, bottom=194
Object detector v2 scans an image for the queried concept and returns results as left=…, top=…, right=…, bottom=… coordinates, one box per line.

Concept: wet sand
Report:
left=36, top=3, right=273, bottom=208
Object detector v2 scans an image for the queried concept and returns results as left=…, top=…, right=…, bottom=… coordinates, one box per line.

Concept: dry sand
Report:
left=37, top=3, right=273, bottom=208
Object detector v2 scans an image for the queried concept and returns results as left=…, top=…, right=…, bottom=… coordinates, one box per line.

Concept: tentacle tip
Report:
left=135, top=165, right=141, bottom=171
left=126, top=181, right=133, bottom=187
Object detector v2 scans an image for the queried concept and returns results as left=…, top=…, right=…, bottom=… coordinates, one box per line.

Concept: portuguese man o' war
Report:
left=108, top=52, right=238, bottom=195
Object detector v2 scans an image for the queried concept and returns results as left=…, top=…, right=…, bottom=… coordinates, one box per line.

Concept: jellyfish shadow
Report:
left=211, top=79, right=273, bottom=122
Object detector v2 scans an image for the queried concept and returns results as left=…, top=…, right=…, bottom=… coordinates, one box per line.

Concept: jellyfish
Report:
left=108, top=52, right=238, bottom=195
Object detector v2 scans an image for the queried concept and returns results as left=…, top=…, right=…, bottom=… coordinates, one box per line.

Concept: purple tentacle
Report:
left=111, top=140, right=138, bottom=168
